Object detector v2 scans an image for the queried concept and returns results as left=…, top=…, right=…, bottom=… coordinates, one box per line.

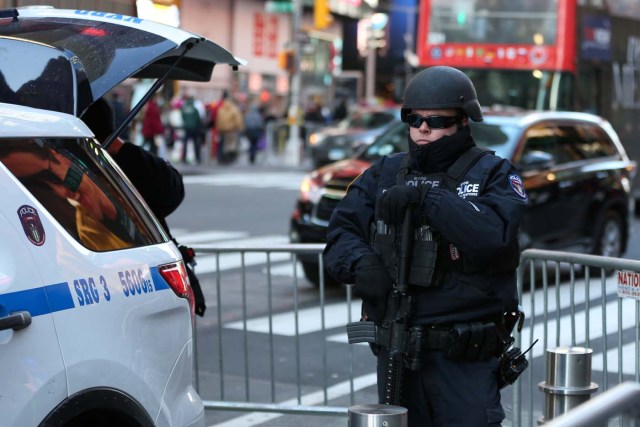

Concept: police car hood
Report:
left=0, top=7, right=244, bottom=116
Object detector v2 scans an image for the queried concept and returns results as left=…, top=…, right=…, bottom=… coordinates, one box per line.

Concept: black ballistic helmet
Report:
left=401, top=66, right=483, bottom=123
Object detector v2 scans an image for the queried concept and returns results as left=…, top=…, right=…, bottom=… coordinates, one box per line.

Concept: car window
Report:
left=519, top=123, right=618, bottom=168
left=361, top=122, right=407, bottom=161
left=469, top=121, right=518, bottom=159
left=554, top=125, right=598, bottom=163
left=0, top=16, right=173, bottom=114
left=340, top=111, right=396, bottom=130
left=0, top=137, right=163, bottom=251
left=521, top=125, right=559, bottom=164
left=568, top=124, right=618, bottom=159
left=0, top=38, right=79, bottom=115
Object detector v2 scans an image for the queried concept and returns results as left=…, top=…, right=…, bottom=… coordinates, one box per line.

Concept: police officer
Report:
left=323, top=66, right=528, bottom=426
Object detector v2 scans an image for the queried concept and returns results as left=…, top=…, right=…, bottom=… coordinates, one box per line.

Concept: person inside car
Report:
left=323, top=66, right=529, bottom=426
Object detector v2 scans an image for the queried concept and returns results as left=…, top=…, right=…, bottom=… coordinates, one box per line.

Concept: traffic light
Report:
left=314, top=0, right=332, bottom=30
left=278, top=49, right=295, bottom=73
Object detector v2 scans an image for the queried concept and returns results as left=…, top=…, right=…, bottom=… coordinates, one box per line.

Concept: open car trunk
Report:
left=0, top=6, right=244, bottom=142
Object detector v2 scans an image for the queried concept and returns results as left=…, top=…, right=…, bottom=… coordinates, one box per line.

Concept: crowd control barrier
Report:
left=189, top=245, right=640, bottom=426
left=514, top=249, right=640, bottom=426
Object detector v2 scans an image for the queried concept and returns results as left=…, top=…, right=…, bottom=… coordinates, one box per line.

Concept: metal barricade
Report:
left=191, top=243, right=364, bottom=422
left=514, top=249, right=640, bottom=427
left=190, top=244, right=640, bottom=426
left=543, top=382, right=640, bottom=426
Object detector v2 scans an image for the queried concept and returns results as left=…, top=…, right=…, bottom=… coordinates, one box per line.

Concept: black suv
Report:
left=290, top=110, right=636, bottom=286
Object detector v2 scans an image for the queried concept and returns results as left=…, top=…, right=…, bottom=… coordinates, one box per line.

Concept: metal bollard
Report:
left=348, top=404, right=407, bottom=427
left=538, top=346, right=599, bottom=424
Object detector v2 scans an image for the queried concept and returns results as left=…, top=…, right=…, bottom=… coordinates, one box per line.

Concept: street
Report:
left=167, top=160, right=640, bottom=427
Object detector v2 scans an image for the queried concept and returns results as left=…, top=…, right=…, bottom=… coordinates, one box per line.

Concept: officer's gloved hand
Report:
left=379, top=185, right=424, bottom=224
left=354, top=253, right=393, bottom=324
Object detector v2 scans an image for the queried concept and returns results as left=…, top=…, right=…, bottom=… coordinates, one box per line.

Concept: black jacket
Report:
left=112, top=143, right=185, bottom=222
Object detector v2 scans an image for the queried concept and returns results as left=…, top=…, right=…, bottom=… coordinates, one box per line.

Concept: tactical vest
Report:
left=373, top=147, right=520, bottom=288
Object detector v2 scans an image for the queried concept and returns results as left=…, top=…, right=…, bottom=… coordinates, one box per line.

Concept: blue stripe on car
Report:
left=0, top=267, right=169, bottom=316
left=0, top=283, right=73, bottom=316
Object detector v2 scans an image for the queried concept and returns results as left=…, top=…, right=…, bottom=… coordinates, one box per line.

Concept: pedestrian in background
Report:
left=214, top=90, right=244, bottom=164
left=323, top=66, right=528, bottom=426
left=303, top=101, right=326, bottom=125
left=141, top=93, right=164, bottom=156
left=333, top=96, right=348, bottom=122
left=244, top=100, right=265, bottom=165
left=180, top=93, right=203, bottom=164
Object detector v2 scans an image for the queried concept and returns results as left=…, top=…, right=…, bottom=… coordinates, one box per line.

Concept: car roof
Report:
left=0, top=102, right=93, bottom=138
left=482, top=109, right=610, bottom=127
left=0, top=7, right=244, bottom=116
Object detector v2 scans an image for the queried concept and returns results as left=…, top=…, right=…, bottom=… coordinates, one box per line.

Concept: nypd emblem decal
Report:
left=18, top=205, right=45, bottom=246
left=509, top=175, right=527, bottom=199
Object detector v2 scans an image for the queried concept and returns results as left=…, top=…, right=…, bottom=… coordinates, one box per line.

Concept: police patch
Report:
left=18, top=205, right=46, bottom=246
left=509, top=175, right=527, bottom=199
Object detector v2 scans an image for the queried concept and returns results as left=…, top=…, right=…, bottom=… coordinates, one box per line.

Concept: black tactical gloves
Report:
left=354, top=253, right=393, bottom=324
left=379, top=185, right=424, bottom=224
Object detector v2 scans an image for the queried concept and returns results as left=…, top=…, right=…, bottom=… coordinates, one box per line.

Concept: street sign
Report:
left=265, top=1, right=293, bottom=13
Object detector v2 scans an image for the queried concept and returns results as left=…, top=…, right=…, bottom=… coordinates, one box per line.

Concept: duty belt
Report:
left=346, top=321, right=502, bottom=362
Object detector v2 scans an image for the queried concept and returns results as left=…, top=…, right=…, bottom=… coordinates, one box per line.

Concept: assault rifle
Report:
left=346, top=208, right=423, bottom=406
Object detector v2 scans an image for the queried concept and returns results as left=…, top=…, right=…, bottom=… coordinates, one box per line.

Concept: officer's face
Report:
left=408, top=108, right=468, bottom=145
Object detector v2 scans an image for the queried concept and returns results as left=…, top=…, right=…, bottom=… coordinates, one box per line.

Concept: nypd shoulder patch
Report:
left=509, top=175, right=527, bottom=199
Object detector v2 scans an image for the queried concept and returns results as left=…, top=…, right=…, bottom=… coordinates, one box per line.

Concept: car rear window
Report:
left=0, top=37, right=78, bottom=115
left=0, top=14, right=174, bottom=114
left=0, top=137, right=163, bottom=251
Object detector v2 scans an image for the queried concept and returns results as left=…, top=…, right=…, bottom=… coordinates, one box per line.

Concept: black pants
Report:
left=142, top=136, right=158, bottom=155
left=376, top=349, right=504, bottom=427
left=181, top=129, right=201, bottom=163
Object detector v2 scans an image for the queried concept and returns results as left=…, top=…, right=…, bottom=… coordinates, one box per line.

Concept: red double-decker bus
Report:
left=416, top=0, right=640, bottom=198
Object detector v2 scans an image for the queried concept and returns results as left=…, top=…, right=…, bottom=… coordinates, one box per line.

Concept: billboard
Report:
left=416, top=0, right=576, bottom=72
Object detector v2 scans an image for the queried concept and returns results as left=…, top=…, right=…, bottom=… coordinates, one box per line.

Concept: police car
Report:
left=0, top=7, right=243, bottom=427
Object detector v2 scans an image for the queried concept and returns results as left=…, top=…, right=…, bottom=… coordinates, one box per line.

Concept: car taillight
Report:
left=158, top=261, right=195, bottom=320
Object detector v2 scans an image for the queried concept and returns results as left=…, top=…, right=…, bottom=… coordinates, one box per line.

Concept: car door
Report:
left=516, top=123, right=577, bottom=248
left=0, top=165, right=68, bottom=427
left=547, top=123, right=611, bottom=247
left=517, top=121, right=596, bottom=250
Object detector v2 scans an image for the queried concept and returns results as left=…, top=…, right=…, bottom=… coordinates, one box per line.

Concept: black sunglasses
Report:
left=406, top=114, right=460, bottom=129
